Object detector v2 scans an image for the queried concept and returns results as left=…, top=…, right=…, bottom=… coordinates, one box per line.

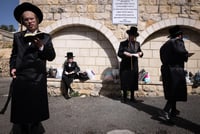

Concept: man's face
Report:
left=22, top=11, right=38, bottom=32
left=129, top=35, right=136, bottom=42
left=67, top=58, right=73, bottom=62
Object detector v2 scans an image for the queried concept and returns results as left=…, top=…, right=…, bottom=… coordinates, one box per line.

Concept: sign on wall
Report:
left=112, top=0, right=138, bottom=25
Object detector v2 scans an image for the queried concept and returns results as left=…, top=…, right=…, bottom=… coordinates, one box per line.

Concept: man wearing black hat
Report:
left=9, top=2, right=56, bottom=133
left=117, top=26, right=143, bottom=103
left=160, top=25, right=189, bottom=122
left=62, top=52, right=80, bottom=99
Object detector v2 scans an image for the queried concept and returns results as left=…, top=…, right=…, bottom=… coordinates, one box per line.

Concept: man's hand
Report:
left=65, top=71, right=75, bottom=75
left=124, top=51, right=132, bottom=57
left=11, top=68, right=16, bottom=78
left=65, top=71, right=69, bottom=75
left=34, top=38, right=44, bottom=49
left=68, top=71, right=75, bottom=74
left=138, top=52, right=143, bottom=57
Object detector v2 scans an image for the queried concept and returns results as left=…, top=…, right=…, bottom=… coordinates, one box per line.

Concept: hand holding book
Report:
left=131, top=53, right=139, bottom=57
left=24, top=32, right=44, bottom=49
left=131, top=52, right=143, bottom=58
left=24, top=32, right=44, bottom=42
left=124, top=51, right=142, bottom=58
left=188, top=53, right=194, bottom=57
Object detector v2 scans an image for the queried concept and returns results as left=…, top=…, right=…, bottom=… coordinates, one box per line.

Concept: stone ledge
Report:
left=47, top=78, right=200, bottom=97
left=47, top=78, right=102, bottom=83
left=48, top=78, right=193, bottom=87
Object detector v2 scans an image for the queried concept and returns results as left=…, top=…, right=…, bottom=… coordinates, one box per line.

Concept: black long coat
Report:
left=118, top=39, right=143, bottom=91
left=160, top=38, right=188, bottom=101
left=62, top=61, right=80, bottom=87
left=9, top=31, right=56, bottom=123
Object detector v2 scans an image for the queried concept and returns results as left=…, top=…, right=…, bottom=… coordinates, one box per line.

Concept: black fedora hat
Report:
left=14, top=2, right=43, bottom=24
left=126, top=26, right=139, bottom=36
left=65, top=52, right=75, bottom=58
left=168, top=25, right=183, bottom=38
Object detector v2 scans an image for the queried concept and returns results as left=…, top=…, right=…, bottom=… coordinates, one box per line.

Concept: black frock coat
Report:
left=9, top=31, right=56, bottom=123
left=118, top=39, right=143, bottom=91
left=160, top=38, right=188, bottom=101
left=62, top=61, right=80, bottom=87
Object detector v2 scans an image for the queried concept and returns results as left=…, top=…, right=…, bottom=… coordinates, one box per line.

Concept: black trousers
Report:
left=163, top=100, right=176, bottom=113
left=10, top=122, right=45, bottom=134
left=122, top=89, right=135, bottom=100
left=62, top=75, right=74, bottom=94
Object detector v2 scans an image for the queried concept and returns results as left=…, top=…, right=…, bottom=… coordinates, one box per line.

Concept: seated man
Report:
left=62, top=52, right=80, bottom=99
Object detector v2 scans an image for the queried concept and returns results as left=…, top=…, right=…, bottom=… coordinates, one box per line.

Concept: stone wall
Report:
left=9, top=0, right=199, bottom=84
left=20, top=0, right=200, bottom=39
left=47, top=78, right=200, bottom=97
left=0, top=29, right=13, bottom=77
left=48, top=26, right=118, bottom=80
left=138, top=0, right=200, bottom=29
left=0, top=59, right=10, bottom=77
left=19, top=0, right=200, bottom=83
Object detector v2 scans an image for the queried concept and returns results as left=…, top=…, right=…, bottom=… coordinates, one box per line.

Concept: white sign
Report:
left=112, top=0, right=138, bottom=25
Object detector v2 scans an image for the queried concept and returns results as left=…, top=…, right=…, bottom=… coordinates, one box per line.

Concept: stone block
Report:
left=146, top=6, right=159, bottom=13
left=171, top=6, right=181, bottom=14
left=87, top=5, right=96, bottom=13
left=160, top=6, right=170, bottom=13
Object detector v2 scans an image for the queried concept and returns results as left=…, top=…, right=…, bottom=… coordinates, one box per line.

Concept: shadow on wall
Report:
left=50, top=26, right=119, bottom=80
left=100, top=67, right=121, bottom=99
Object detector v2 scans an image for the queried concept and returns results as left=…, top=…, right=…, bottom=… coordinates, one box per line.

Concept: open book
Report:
left=131, top=53, right=139, bottom=58
left=24, top=32, right=44, bottom=42
left=188, top=53, right=194, bottom=57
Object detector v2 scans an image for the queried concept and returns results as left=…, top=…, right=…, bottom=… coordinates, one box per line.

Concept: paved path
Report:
left=0, top=77, right=200, bottom=134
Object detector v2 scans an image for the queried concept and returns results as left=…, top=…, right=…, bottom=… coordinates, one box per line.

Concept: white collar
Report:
left=26, top=30, right=38, bottom=34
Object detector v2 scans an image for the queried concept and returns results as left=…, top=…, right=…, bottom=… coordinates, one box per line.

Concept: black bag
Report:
left=138, top=69, right=147, bottom=81
left=78, top=72, right=89, bottom=81
left=47, top=68, right=57, bottom=78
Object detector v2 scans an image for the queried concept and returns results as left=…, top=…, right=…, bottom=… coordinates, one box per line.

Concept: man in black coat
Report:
left=62, top=52, right=80, bottom=99
left=118, top=27, right=143, bottom=103
left=10, top=2, right=56, bottom=133
left=160, top=25, right=189, bottom=122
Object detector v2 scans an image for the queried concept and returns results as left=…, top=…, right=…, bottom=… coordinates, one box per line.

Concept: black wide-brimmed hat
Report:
left=168, top=25, right=183, bottom=38
left=65, top=52, right=75, bottom=58
left=126, top=26, right=139, bottom=36
left=14, top=2, right=43, bottom=24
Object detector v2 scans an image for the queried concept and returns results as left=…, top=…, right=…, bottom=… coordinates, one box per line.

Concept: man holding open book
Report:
left=9, top=2, right=56, bottom=133
left=160, top=26, right=190, bottom=123
left=117, top=27, right=144, bottom=103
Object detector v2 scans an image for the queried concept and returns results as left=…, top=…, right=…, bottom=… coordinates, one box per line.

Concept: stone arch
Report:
left=44, top=17, right=119, bottom=52
left=138, top=18, right=200, bottom=44
left=44, top=17, right=120, bottom=80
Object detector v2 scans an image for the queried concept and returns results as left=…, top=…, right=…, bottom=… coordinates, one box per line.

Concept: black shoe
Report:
left=159, top=110, right=175, bottom=124
left=121, top=98, right=127, bottom=103
left=63, top=94, right=71, bottom=99
left=159, top=110, right=171, bottom=121
left=31, top=122, right=45, bottom=134
left=171, top=109, right=180, bottom=117
left=130, top=98, right=144, bottom=103
left=69, top=89, right=74, bottom=94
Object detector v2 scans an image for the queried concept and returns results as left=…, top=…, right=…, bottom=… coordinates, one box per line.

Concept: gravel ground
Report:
left=0, top=77, right=200, bottom=134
